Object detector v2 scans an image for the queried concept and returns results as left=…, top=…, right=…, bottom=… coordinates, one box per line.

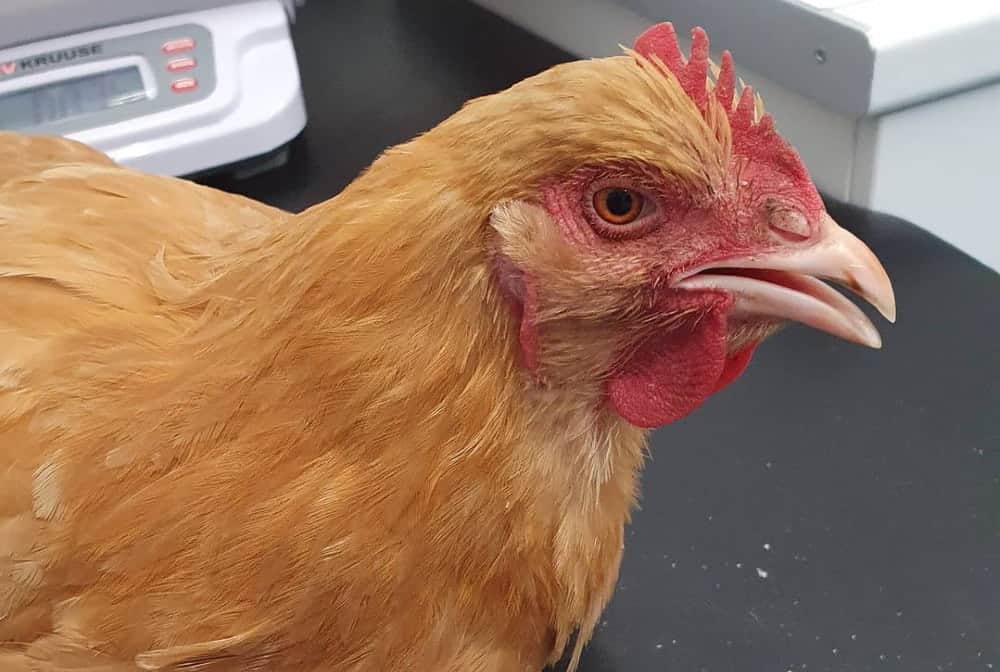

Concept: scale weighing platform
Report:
left=0, top=0, right=307, bottom=177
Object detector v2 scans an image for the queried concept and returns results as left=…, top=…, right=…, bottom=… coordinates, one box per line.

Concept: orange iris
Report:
left=593, top=187, right=643, bottom=225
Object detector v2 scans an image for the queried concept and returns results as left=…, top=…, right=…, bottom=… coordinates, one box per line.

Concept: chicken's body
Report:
left=0, top=132, right=642, bottom=671
left=0, top=23, right=895, bottom=672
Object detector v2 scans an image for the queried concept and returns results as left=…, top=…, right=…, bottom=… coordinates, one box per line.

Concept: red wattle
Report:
left=607, top=310, right=730, bottom=428
left=713, top=344, right=756, bottom=393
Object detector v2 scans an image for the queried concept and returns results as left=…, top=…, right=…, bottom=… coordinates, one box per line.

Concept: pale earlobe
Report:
left=488, top=200, right=584, bottom=282
left=488, top=200, right=550, bottom=264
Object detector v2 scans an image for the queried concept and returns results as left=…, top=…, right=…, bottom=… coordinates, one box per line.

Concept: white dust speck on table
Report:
left=832, top=648, right=839, bottom=655
left=763, top=542, right=772, bottom=551
left=756, top=567, right=769, bottom=579
left=850, top=633, right=857, bottom=640
left=671, top=639, right=678, bottom=646
left=736, top=562, right=743, bottom=569
left=655, top=643, right=663, bottom=649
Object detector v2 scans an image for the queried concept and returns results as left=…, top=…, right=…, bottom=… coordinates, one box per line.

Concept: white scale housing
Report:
left=0, top=0, right=307, bottom=177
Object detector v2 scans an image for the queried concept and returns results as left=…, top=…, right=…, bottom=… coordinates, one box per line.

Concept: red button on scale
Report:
left=167, top=57, right=196, bottom=72
left=170, top=78, right=198, bottom=93
left=162, top=38, right=195, bottom=54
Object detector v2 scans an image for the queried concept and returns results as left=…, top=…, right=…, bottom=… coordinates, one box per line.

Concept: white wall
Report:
left=856, top=80, right=1000, bottom=272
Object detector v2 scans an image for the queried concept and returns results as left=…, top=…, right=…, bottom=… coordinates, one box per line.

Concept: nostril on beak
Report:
left=768, top=208, right=812, bottom=243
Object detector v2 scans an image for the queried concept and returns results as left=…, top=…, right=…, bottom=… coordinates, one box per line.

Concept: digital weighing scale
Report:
left=0, top=0, right=307, bottom=177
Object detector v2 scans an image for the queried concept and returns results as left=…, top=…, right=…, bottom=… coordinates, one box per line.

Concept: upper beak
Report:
left=674, top=212, right=896, bottom=348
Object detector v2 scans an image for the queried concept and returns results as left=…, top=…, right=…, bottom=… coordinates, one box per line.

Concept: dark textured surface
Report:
left=203, top=1, right=1000, bottom=670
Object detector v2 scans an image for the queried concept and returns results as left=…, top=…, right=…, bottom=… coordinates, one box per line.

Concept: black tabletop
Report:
left=203, top=2, right=1000, bottom=670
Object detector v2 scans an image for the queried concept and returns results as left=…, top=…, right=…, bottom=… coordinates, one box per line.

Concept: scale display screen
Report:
left=0, top=66, right=146, bottom=130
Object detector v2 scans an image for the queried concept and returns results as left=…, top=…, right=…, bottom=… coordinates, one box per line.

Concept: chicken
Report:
left=0, top=22, right=894, bottom=672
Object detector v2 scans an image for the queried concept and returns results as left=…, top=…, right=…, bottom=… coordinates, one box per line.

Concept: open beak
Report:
left=674, top=213, right=896, bottom=348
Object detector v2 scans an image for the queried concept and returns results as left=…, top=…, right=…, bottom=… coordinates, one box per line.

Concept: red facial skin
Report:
left=511, top=23, right=830, bottom=429
left=514, top=152, right=823, bottom=428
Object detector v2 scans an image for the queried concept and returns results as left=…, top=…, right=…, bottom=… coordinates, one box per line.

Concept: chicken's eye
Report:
left=593, top=188, right=643, bottom=225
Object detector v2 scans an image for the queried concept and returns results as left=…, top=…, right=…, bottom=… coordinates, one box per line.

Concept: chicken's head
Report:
left=460, top=24, right=895, bottom=428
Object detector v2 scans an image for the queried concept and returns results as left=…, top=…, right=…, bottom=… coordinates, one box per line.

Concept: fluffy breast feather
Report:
left=0, top=132, right=291, bottom=664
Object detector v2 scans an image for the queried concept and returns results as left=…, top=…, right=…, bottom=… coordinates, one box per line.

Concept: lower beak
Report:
left=674, top=213, right=896, bottom=348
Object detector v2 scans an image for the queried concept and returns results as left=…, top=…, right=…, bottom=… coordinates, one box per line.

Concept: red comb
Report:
left=634, top=22, right=761, bottom=137
left=633, top=22, right=822, bottom=215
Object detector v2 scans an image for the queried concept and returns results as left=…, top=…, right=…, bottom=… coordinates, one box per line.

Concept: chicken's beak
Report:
left=674, top=212, right=896, bottom=348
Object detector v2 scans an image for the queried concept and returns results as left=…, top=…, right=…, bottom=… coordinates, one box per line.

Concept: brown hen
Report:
left=0, top=24, right=894, bottom=672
